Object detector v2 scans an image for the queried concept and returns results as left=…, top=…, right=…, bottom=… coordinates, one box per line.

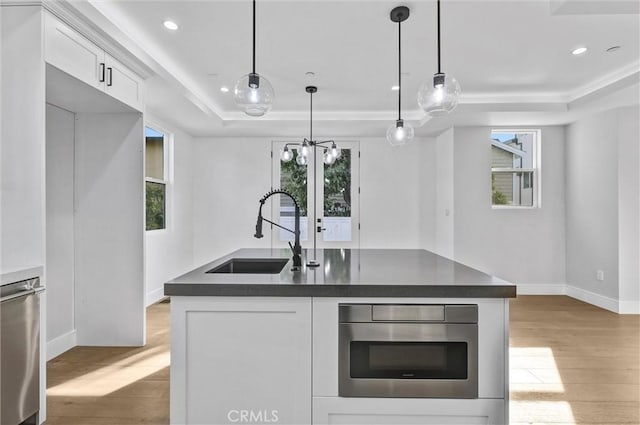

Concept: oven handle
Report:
left=341, top=321, right=477, bottom=342
left=1, top=287, right=45, bottom=303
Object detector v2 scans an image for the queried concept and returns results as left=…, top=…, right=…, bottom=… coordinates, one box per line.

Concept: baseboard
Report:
left=146, top=286, right=166, bottom=307
left=618, top=299, right=640, bottom=314
left=565, top=285, right=619, bottom=313
left=515, top=283, right=638, bottom=314
left=516, top=283, right=566, bottom=295
left=46, top=329, right=77, bottom=361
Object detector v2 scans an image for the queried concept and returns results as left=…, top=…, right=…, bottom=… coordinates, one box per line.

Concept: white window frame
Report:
left=145, top=123, right=172, bottom=231
left=490, top=129, right=541, bottom=209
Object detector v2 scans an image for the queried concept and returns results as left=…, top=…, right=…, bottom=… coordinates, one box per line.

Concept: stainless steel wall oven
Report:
left=339, top=304, right=478, bottom=398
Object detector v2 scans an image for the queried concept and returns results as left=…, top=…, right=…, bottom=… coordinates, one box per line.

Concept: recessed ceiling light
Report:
left=163, top=20, right=179, bottom=31
left=220, top=86, right=229, bottom=93
left=571, top=46, right=587, bottom=55
left=305, top=71, right=316, bottom=77
left=606, top=46, right=621, bottom=53
left=391, top=85, right=400, bottom=91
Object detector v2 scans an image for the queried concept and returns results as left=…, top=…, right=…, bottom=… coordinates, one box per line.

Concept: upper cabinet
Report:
left=44, top=12, right=144, bottom=111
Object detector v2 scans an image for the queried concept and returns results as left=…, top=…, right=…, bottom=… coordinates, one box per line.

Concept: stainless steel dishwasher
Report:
left=1, top=277, right=44, bottom=425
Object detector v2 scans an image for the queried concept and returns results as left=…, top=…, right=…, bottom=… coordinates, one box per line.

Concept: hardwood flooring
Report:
left=46, top=301, right=170, bottom=425
left=45, top=296, right=639, bottom=424
left=509, top=296, right=640, bottom=425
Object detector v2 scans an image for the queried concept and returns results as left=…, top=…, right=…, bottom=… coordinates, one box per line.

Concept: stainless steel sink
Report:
left=206, top=258, right=289, bottom=274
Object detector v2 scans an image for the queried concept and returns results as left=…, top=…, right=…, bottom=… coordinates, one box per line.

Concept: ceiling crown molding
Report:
left=568, top=60, right=640, bottom=103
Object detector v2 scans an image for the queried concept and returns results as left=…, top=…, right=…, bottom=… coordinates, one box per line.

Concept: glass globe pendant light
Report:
left=387, top=6, right=414, bottom=146
left=417, top=0, right=461, bottom=116
left=233, top=0, right=274, bottom=117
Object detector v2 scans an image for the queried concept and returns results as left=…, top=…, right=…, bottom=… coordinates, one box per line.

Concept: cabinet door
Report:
left=44, top=13, right=105, bottom=90
left=171, top=297, right=312, bottom=425
left=104, top=54, right=144, bottom=111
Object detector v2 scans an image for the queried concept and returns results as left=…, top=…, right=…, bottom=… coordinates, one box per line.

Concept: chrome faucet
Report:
left=254, top=189, right=302, bottom=270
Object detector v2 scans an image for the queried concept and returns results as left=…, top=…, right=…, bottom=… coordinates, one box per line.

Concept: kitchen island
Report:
left=165, top=248, right=516, bottom=425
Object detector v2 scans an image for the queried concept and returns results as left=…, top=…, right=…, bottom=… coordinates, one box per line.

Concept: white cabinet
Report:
left=170, top=297, right=312, bottom=425
left=313, top=397, right=505, bottom=425
left=170, top=296, right=509, bottom=425
left=44, top=13, right=144, bottom=111
left=103, top=53, right=143, bottom=110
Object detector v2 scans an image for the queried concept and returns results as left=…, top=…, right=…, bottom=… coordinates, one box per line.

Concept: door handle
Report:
left=317, top=226, right=326, bottom=233
left=99, top=63, right=105, bottom=82
left=107, top=67, right=113, bottom=86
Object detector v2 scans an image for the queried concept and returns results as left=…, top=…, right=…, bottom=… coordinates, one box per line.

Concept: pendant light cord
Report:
left=252, top=0, right=256, bottom=75
left=398, top=18, right=402, bottom=121
left=310, top=89, right=317, bottom=261
left=437, top=0, right=441, bottom=74
left=309, top=90, right=313, bottom=141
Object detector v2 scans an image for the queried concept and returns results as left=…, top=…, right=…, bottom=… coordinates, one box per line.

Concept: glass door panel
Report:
left=272, top=141, right=359, bottom=250
left=276, top=147, right=308, bottom=243
left=321, top=149, right=353, bottom=243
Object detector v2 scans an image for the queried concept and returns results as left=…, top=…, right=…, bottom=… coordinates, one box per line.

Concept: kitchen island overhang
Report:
left=165, top=248, right=516, bottom=425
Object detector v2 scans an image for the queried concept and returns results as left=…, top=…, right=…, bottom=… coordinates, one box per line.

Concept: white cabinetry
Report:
left=44, top=12, right=144, bottom=111
left=313, top=397, right=504, bottom=424
left=170, top=297, right=312, bottom=425
left=170, top=296, right=509, bottom=425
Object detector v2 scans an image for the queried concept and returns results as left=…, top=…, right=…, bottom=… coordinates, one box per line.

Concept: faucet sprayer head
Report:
left=254, top=204, right=264, bottom=238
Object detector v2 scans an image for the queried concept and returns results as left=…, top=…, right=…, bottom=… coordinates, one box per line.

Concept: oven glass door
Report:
left=339, top=322, right=478, bottom=398
left=349, top=341, right=468, bottom=380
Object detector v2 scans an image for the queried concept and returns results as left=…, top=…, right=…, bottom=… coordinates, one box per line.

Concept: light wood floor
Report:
left=46, top=296, right=639, bottom=424
left=509, top=296, right=639, bottom=425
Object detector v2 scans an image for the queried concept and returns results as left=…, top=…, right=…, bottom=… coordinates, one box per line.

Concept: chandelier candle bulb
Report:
left=280, top=147, right=293, bottom=162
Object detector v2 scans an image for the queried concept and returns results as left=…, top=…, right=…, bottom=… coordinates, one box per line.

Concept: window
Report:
left=145, top=126, right=168, bottom=230
left=491, top=130, right=540, bottom=208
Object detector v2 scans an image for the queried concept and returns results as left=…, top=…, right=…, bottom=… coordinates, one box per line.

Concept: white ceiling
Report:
left=83, top=0, right=639, bottom=136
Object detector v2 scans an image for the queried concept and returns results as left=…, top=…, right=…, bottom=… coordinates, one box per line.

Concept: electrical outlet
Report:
left=596, top=270, right=605, bottom=281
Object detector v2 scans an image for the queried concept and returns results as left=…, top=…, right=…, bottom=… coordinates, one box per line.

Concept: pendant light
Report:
left=417, top=0, right=461, bottom=116
left=233, top=0, right=274, bottom=117
left=387, top=6, right=414, bottom=146
left=279, top=86, right=342, bottom=268
left=280, top=87, right=341, bottom=166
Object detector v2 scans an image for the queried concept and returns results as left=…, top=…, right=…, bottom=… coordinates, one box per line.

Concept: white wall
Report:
left=360, top=137, right=434, bottom=249
left=192, top=138, right=272, bottom=266
left=617, top=106, right=640, bottom=313
left=451, top=126, right=566, bottom=287
left=45, top=103, right=76, bottom=356
left=418, top=137, right=438, bottom=253
left=566, top=111, right=619, bottom=301
left=74, top=112, right=145, bottom=346
left=434, top=129, right=454, bottom=258
left=566, top=107, right=640, bottom=313
left=1, top=6, right=45, bottom=269
left=144, top=115, right=194, bottom=305
left=192, top=136, right=435, bottom=265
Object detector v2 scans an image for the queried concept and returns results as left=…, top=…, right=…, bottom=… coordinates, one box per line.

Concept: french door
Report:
left=271, top=141, right=360, bottom=250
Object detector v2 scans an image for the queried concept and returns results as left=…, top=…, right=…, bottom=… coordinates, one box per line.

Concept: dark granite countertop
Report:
left=164, top=248, right=516, bottom=298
